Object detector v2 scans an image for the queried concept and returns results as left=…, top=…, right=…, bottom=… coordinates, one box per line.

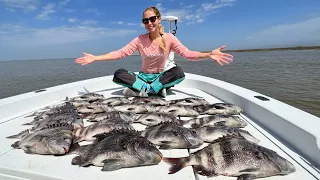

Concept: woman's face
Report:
left=142, top=10, right=160, bottom=33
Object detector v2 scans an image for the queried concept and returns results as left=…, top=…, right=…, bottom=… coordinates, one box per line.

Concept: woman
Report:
left=75, top=6, right=233, bottom=97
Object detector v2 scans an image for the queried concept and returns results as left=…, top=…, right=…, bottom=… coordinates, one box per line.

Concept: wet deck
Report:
left=0, top=86, right=319, bottom=180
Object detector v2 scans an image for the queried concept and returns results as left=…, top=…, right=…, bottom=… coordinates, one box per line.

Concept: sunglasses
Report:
left=142, top=16, right=159, bottom=24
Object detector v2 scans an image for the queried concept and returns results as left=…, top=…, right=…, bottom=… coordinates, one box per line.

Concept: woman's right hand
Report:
left=75, top=53, right=97, bottom=65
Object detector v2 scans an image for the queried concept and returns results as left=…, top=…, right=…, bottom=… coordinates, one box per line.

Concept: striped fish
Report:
left=193, top=126, right=260, bottom=144
left=72, top=118, right=134, bottom=143
left=83, top=111, right=134, bottom=123
left=139, top=122, right=204, bottom=149
left=163, top=134, right=296, bottom=179
left=183, top=114, right=248, bottom=128
left=133, top=113, right=183, bottom=126
left=169, top=97, right=210, bottom=106
left=70, top=130, right=162, bottom=171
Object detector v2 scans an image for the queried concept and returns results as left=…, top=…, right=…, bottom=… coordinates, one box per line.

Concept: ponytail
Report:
left=159, top=24, right=167, bottom=52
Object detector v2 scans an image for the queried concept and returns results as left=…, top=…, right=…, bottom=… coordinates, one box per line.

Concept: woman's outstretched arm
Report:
left=75, top=37, right=139, bottom=65
left=169, top=34, right=233, bottom=66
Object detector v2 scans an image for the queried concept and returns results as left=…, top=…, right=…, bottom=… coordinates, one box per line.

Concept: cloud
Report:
left=112, top=21, right=137, bottom=26
left=81, top=20, right=97, bottom=25
left=36, top=3, right=56, bottom=20
left=36, top=1, right=71, bottom=20
left=5, top=8, right=16, bottom=12
left=85, top=8, right=104, bottom=16
left=0, top=24, right=138, bottom=47
left=245, top=16, right=320, bottom=47
left=68, top=18, right=78, bottom=23
left=65, top=8, right=76, bottom=13
left=157, top=0, right=237, bottom=25
left=0, top=0, right=38, bottom=12
left=59, top=0, right=70, bottom=7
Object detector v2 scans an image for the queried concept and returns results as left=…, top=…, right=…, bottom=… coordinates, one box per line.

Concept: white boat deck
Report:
left=1, top=86, right=319, bottom=180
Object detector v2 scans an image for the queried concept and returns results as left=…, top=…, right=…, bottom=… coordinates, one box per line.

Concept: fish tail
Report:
left=162, top=157, right=188, bottom=174
left=6, top=129, right=30, bottom=139
left=72, top=128, right=84, bottom=143
left=71, top=155, right=83, bottom=165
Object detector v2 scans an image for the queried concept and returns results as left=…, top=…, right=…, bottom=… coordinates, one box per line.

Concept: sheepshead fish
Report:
left=199, top=103, right=243, bottom=115
left=163, top=134, right=296, bottom=179
left=130, top=97, right=169, bottom=106
left=91, top=96, right=131, bottom=106
left=83, top=111, right=134, bottom=123
left=25, top=102, right=76, bottom=118
left=72, top=118, right=134, bottom=143
left=155, top=105, right=200, bottom=117
left=8, top=123, right=73, bottom=155
left=183, top=114, right=248, bottom=128
left=28, top=113, right=84, bottom=131
left=133, top=113, right=182, bottom=126
left=31, top=108, right=79, bottom=122
left=169, top=97, right=210, bottom=106
left=70, top=130, right=162, bottom=171
left=139, top=122, right=203, bottom=149
left=193, top=126, right=259, bottom=144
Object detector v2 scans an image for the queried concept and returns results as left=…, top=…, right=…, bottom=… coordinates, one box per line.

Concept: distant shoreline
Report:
left=204, top=46, right=320, bottom=53
left=2, top=46, right=320, bottom=61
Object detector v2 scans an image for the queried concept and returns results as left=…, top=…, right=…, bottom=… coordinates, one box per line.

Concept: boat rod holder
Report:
left=172, top=20, right=178, bottom=36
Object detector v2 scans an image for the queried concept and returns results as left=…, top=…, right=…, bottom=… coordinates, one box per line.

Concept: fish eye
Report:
left=214, top=106, right=224, bottom=109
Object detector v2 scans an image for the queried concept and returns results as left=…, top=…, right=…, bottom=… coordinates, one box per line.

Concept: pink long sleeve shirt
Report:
left=110, top=32, right=199, bottom=74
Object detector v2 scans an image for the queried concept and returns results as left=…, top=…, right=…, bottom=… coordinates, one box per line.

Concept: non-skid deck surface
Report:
left=0, top=87, right=318, bottom=180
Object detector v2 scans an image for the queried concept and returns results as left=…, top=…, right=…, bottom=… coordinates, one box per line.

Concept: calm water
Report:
left=0, top=50, right=319, bottom=117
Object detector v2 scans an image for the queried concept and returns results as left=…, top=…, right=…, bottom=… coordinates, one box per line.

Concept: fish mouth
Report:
left=63, top=147, right=68, bottom=153
left=155, top=152, right=163, bottom=162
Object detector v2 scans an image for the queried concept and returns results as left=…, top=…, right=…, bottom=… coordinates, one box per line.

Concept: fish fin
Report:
left=239, top=168, right=260, bottom=172
left=23, top=111, right=38, bottom=118
left=6, top=129, right=30, bottom=139
left=71, top=156, right=89, bottom=166
left=101, top=159, right=123, bottom=171
left=162, top=157, right=187, bottom=174
left=72, top=134, right=82, bottom=143
left=237, top=174, right=256, bottom=180
left=193, top=166, right=217, bottom=177
left=211, top=133, right=246, bottom=144
left=22, top=122, right=34, bottom=125
left=24, top=146, right=35, bottom=154
left=39, top=122, right=74, bottom=131
left=11, top=141, right=20, bottom=149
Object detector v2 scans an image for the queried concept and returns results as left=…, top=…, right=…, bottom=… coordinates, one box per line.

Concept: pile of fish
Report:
left=6, top=92, right=296, bottom=179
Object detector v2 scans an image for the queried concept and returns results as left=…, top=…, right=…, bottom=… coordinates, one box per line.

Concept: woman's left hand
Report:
left=209, top=45, right=233, bottom=66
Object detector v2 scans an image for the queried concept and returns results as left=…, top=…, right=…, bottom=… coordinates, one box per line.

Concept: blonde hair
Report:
left=143, top=7, right=167, bottom=52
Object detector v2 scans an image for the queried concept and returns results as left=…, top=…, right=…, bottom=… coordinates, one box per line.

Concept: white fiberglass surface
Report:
left=0, top=86, right=318, bottom=180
